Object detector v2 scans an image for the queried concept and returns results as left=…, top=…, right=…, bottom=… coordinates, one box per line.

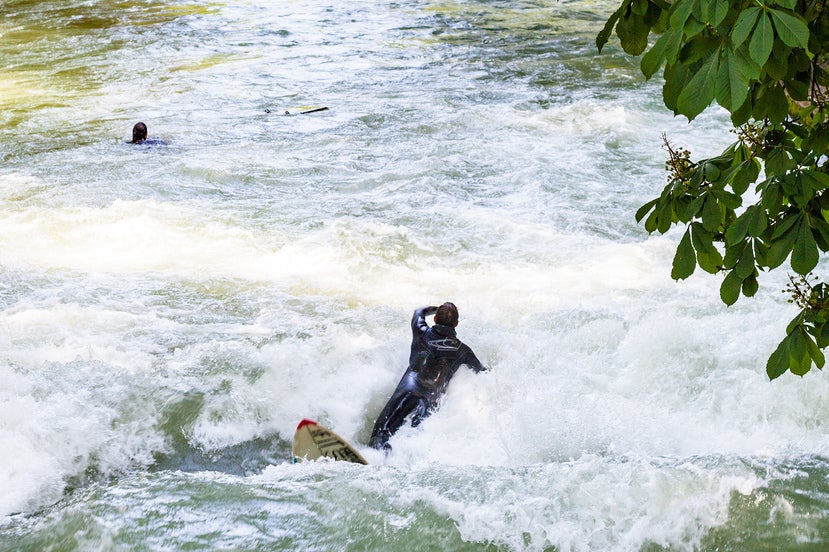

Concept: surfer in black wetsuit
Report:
left=369, top=302, right=487, bottom=451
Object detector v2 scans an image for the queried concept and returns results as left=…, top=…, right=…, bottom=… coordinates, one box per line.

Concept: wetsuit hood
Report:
left=432, top=324, right=457, bottom=337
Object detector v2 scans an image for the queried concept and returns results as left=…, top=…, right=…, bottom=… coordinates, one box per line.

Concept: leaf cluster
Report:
left=599, top=0, right=829, bottom=378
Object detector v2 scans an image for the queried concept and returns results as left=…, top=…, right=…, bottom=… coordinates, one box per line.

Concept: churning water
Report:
left=2, top=0, right=829, bottom=550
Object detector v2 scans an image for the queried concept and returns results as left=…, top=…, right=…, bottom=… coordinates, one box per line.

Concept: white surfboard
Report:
left=291, top=419, right=368, bottom=465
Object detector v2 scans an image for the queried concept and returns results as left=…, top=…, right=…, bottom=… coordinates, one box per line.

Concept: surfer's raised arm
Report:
left=412, top=305, right=438, bottom=335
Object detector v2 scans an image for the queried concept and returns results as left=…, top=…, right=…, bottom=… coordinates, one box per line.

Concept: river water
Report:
left=2, top=0, right=829, bottom=550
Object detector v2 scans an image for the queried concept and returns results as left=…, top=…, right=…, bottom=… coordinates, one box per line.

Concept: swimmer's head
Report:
left=132, top=122, right=147, bottom=143
left=435, top=302, right=459, bottom=327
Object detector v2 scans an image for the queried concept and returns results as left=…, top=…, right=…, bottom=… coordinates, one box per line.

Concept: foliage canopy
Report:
left=598, top=0, right=829, bottom=378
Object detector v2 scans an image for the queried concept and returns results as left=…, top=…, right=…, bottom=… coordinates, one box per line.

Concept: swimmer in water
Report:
left=129, top=122, right=165, bottom=145
left=131, top=122, right=147, bottom=143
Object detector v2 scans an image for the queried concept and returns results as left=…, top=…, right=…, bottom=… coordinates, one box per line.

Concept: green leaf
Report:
left=664, top=26, right=683, bottom=63
left=754, top=237, right=770, bottom=264
left=764, top=146, right=796, bottom=175
left=683, top=34, right=721, bottom=64
left=771, top=211, right=801, bottom=240
left=742, top=273, right=759, bottom=296
left=754, top=239, right=770, bottom=266
left=796, top=171, right=826, bottom=204
left=617, top=10, right=652, bottom=55
left=663, top=61, right=691, bottom=113
left=769, top=9, right=810, bottom=49
left=749, top=13, right=774, bottom=67
left=783, top=172, right=811, bottom=205
left=702, top=195, right=722, bottom=231
left=709, top=0, right=729, bottom=26
left=642, top=28, right=684, bottom=78
left=695, top=0, right=724, bottom=24
left=761, top=180, right=783, bottom=212
left=641, top=30, right=671, bottom=78
left=692, top=0, right=707, bottom=22
left=720, top=269, right=743, bottom=305
left=677, top=50, right=720, bottom=120
left=698, top=251, right=725, bottom=273
left=785, top=78, right=810, bottom=101
left=765, top=84, right=790, bottom=124
left=805, top=329, right=826, bottom=369
left=767, top=334, right=791, bottom=379
left=731, top=159, right=761, bottom=195
left=765, top=46, right=789, bottom=80
left=812, top=217, right=829, bottom=251
left=787, top=313, right=805, bottom=334
left=747, top=204, right=768, bottom=237
left=801, top=169, right=829, bottom=191
left=781, top=171, right=801, bottom=196
left=773, top=0, right=797, bottom=8
left=789, top=329, right=813, bottom=376
left=692, top=222, right=723, bottom=273
left=677, top=195, right=705, bottom=221
left=712, top=188, right=742, bottom=210
left=767, top=220, right=798, bottom=268
left=632, top=0, right=649, bottom=16
left=735, top=244, right=755, bottom=278
left=725, top=210, right=751, bottom=244
left=792, top=217, right=819, bottom=274
left=645, top=208, right=660, bottom=233
left=716, top=46, right=750, bottom=112
left=804, top=128, right=829, bottom=155
left=636, top=199, right=658, bottom=223
left=723, top=240, right=744, bottom=268
left=672, top=229, right=697, bottom=279
left=685, top=18, right=709, bottom=38
left=731, top=6, right=760, bottom=48
left=597, top=2, right=627, bottom=52
left=657, top=198, right=673, bottom=233
left=731, top=94, right=753, bottom=126
left=670, top=0, right=696, bottom=29
left=735, top=45, right=762, bottom=81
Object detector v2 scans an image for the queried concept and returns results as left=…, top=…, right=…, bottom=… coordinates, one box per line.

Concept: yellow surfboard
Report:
left=291, top=419, right=368, bottom=465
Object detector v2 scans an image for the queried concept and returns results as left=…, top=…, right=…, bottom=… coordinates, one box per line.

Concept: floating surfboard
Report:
left=291, top=419, right=368, bottom=465
left=265, top=106, right=329, bottom=116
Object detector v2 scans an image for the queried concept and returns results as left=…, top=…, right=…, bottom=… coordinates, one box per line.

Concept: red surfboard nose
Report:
left=296, top=418, right=317, bottom=430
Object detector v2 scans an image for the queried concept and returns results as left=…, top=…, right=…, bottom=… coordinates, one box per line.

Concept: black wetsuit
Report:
left=369, top=306, right=486, bottom=450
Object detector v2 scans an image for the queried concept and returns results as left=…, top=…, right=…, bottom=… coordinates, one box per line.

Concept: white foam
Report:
left=0, top=363, right=166, bottom=516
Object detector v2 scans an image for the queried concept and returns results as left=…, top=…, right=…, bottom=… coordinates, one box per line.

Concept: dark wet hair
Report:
left=132, top=122, right=147, bottom=143
left=435, top=302, right=459, bottom=327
